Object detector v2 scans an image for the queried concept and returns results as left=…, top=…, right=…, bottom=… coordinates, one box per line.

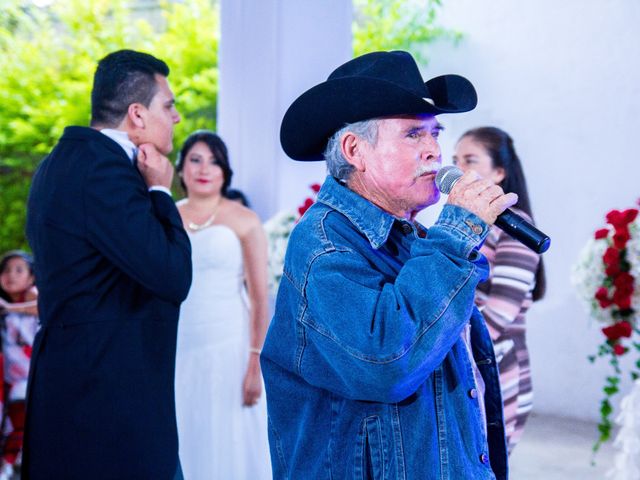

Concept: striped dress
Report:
left=475, top=211, right=540, bottom=454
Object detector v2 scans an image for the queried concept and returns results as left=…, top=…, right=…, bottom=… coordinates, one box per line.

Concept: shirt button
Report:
left=479, top=453, right=489, bottom=465
left=465, top=220, right=484, bottom=235
left=468, top=388, right=478, bottom=399
left=401, top=223, right=413, bottom=234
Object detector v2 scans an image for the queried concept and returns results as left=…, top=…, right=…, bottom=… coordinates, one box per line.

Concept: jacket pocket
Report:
left=355, top=415, right=386, bottom=480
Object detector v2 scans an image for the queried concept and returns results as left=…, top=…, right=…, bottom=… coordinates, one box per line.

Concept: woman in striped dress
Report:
left=454, top=127, right=546, bottom=454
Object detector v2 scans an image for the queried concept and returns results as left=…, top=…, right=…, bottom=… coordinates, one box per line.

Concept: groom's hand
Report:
left=137, top=143, right=174, bottom=189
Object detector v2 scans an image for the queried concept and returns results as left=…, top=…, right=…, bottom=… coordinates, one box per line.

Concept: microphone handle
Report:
left=494, top=209, right=551, bottom=254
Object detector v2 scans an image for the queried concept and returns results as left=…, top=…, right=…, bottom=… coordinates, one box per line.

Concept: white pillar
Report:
left=218, top=0, right=353, bottom=219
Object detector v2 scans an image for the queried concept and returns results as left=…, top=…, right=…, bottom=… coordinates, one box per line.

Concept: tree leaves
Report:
left=352, top=0, right=462, bottom=64
left=0, top=0, right=219, bottom=253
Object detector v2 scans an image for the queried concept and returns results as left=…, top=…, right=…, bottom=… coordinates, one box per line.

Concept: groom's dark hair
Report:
left=90, top=49, right=170, bottom=128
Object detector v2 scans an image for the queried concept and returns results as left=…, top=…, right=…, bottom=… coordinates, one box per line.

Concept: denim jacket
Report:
left=262, top=176, right=508, bottom=480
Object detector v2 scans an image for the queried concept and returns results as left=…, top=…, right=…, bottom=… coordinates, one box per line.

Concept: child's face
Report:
left=0, top=257, right=34, bottom=301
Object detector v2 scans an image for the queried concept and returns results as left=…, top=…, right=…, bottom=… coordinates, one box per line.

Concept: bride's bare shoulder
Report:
left=221, top=201, right=261, bottom=238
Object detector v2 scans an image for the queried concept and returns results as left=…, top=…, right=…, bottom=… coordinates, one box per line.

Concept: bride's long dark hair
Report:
left=460, top=127, right=546, bottom=301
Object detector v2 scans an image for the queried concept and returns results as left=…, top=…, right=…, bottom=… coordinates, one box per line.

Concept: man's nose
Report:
left=422, top=136, right=441, bottom=160
left=173, top=110, right=181, bottom=124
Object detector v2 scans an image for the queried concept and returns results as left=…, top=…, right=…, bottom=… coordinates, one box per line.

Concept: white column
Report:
left=218, top=0, right=353, bottom=220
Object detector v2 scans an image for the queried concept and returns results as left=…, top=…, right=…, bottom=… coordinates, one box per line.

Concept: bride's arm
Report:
left=239, top=212, right=270, bottom=406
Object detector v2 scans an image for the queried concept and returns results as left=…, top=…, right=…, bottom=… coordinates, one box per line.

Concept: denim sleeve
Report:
left=299, top=205, right=490, bottom=403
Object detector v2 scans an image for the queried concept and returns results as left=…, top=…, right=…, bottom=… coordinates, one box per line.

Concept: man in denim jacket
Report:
left=262, top=51, right=514, bottom=480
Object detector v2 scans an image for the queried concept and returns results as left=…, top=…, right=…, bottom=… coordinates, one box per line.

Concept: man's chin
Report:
left=160, top=143, right=173, bottom=156
left=417, top=191, right=441, bottom=210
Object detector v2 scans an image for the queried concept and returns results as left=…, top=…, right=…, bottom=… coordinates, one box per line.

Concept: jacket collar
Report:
left=316, top=176, right=396, bottom=249
left=61, top=126, right=131, bottom=160
left=99, top=128, right=137, bottom=163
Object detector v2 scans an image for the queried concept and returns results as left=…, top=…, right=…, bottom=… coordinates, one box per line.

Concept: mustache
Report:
left=414, top=162, right=442, bottom=179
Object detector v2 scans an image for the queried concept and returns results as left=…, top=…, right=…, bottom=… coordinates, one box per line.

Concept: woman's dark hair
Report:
left=460, top=126, right=546, bottom=301
left=225, top=188, right=250, bottom=208
left=90, top=49, right=170, bottom=127
left=0, top=250, right=35, bottom=303
left=175, top=130, right=234, bottom=196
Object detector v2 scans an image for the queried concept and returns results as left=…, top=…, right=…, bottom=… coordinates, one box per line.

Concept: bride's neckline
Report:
left=186, top=223, right=236, bottom=238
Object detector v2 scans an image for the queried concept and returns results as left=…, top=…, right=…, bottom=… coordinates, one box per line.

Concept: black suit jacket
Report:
left=25, top=127, right=192, bottom=479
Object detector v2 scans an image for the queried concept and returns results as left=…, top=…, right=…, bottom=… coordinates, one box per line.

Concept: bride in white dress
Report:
left=174, top=131, right=272, bottom=479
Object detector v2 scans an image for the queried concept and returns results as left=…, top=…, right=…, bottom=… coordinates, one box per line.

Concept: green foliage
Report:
left=352, top=0, right=462, bottom=64
left=0, top=0, right=218, bottom=254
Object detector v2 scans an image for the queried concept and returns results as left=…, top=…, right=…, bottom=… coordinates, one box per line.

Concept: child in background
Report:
left=0, top=251, right=39, bottom=480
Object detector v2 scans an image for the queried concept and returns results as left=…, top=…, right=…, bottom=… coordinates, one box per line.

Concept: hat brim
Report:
left=280, top=74, right=477, bottom=161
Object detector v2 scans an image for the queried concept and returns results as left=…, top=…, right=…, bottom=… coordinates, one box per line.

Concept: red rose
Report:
left=605, top=263, right=621, bottom=277
left=602, top=325, right=618, bottom=340
left=595, top=287, right=613, bottom=308
left=310, top=183, right=321, bottom=193
left=613, top=272, right=635, bottom=294
left=613, top=227, right=631, bottom=249
left=622, top=208, right=638, bottom=224
left=603, top=247, right=620, bottom=266
left=602, top=322, right=623, bottom=340
left=606, top=210, right=624, bottom=228
left=612, top=291, right=632, bottom=310
left=617, top=321, right=633, bottom=338
left=298, top=197, right=314, bottom=216
left=22, top=345, right=33, bottom=357
left=613, top=344, right=627, bottom=356
left=606, top=208, right=638, bottom=228
left=594, top=228, right=609, bottom=240
left=602, top=321, right=633, bottom=340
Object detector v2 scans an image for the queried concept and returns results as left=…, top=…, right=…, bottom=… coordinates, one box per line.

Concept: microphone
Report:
left=435, top=166, right=550, bottom=254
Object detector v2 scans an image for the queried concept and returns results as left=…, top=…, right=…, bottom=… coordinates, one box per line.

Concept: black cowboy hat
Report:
left=280, top=50, right=477, bottom=161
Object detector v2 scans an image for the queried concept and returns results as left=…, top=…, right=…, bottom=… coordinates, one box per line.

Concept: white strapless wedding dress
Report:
left=175, top=225, right=272, bottom=479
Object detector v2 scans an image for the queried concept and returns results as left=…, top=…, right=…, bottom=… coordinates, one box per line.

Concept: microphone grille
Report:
left=435, top=166, right=463, bottom=194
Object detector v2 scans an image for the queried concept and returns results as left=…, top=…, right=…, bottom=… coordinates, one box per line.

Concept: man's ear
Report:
left=341, top=132, right=366, bottom=172
left=128, top=103, right=145, bottom=129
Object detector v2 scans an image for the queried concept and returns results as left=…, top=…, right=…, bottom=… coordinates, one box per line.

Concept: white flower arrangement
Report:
left=263, top=209, right=298, bottom=296
left=263, top=183, right=321, bottom=296
left=572, top=234, right=614, bottom=323
left=570, top=203, right=640, bottom=451
left=571, top=210, right=640, bottom=325
left=607, top=378, right=640, bottom=480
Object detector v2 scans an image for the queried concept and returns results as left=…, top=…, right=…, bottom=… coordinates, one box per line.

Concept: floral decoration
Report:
left=606, top=378, right=640, bottom=478
left=572, top=199, right=640, bottom=451
left=264, top=183, right=321, bottom=296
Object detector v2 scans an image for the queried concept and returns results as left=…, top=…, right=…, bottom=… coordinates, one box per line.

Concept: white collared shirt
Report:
left=100, top=128, right=138, bottom=163
left=99, top=129, right=172, bottom=197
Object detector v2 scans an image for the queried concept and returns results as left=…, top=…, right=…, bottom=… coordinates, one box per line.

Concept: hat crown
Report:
left=281, top=50, right=477, bottom=161
left=328, top=51, right=427, bottom=97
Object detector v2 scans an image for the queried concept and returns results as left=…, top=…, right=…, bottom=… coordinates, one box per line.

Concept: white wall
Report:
left=218, top=0, right=352, bottom=219
left=419, top=0, right=640, bottom=421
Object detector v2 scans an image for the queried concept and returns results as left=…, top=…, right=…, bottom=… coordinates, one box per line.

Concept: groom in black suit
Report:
left=25, top=50, right=192, bottom=479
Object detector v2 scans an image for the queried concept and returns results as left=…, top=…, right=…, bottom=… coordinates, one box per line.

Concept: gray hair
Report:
left=323, top=119, right=380, bottom=182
